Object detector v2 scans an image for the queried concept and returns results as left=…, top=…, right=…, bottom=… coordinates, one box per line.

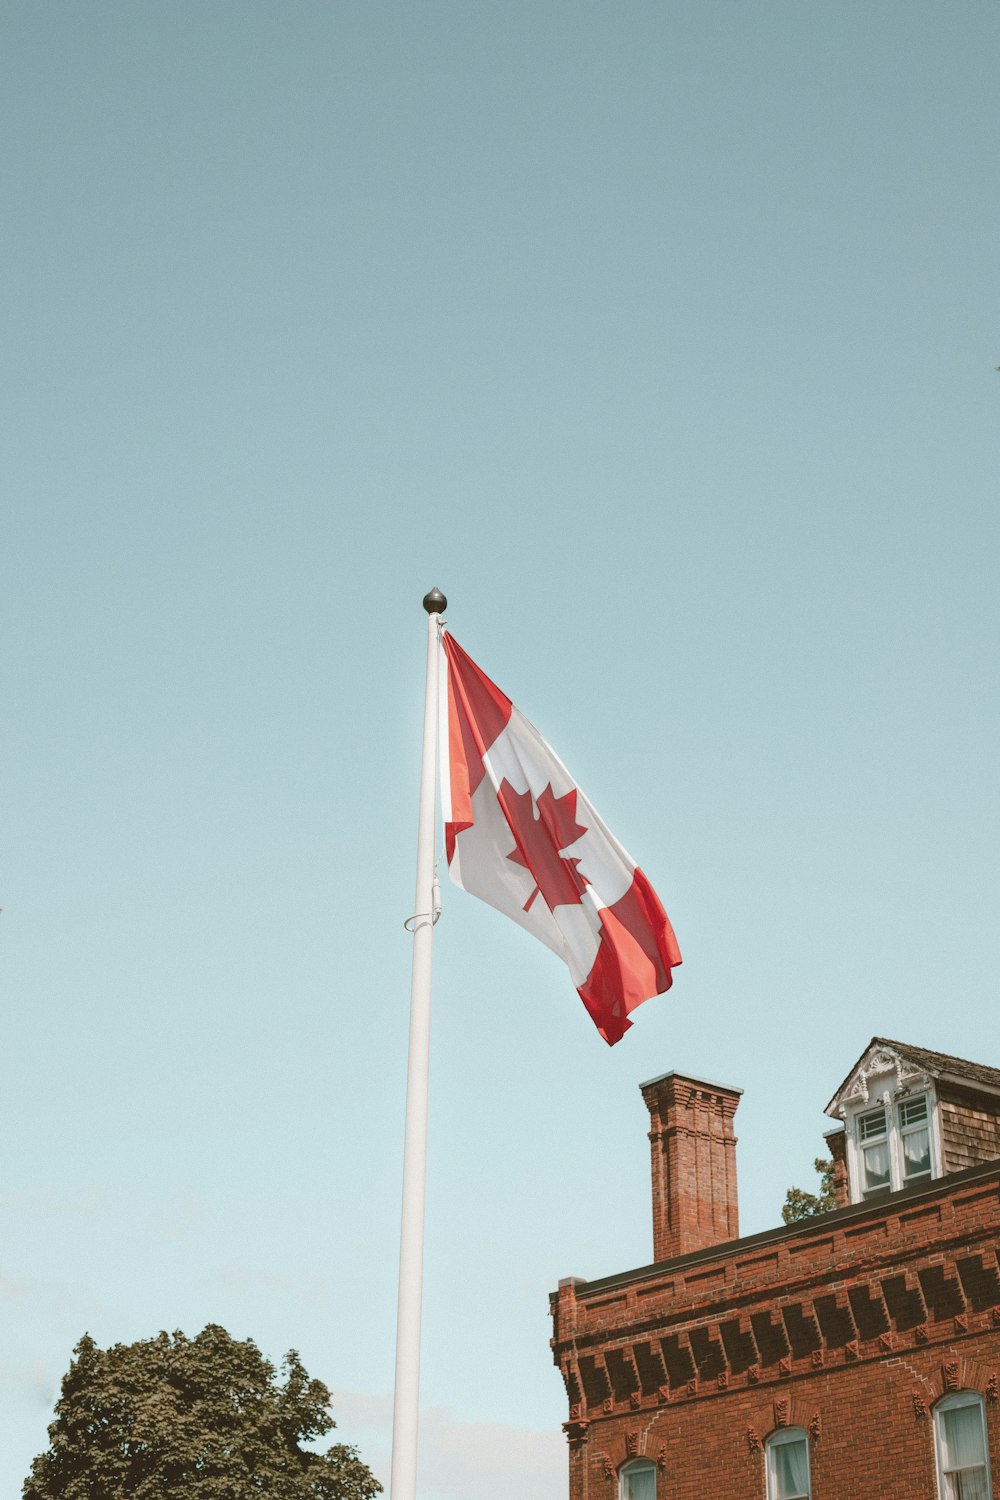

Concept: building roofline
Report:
left=559, top=1157, right=1000, bottom=1300
left=824, top=1035, right=1000, bottom=1117
left=935, top=1068, right=1000, bottom=1101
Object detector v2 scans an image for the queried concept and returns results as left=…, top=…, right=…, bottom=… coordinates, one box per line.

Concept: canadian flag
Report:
left=438, top=632, right=681, bottom=1044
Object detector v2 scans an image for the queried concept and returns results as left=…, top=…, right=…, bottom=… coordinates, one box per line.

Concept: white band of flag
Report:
left=438, top=632, right=681, bottom=1044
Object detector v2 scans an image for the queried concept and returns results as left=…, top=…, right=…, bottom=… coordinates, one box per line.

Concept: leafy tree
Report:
left=23, top=1324, right=382, bottom=1500
left=781, top=1157, right=837, bottom=1224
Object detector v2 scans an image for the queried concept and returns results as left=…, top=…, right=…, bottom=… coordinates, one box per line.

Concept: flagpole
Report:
left=389, top=586, right=447, bottom=1500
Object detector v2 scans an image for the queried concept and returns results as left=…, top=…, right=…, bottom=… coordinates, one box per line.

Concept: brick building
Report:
left=550, top=1038, right=1000, bottom=1499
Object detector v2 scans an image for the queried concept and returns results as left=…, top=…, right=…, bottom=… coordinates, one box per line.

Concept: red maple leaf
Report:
left=500, top=780, right=590, bottom=913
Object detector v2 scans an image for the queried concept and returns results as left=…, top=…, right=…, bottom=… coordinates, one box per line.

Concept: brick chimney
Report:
left=640, top=1070, right=742, bottom=1262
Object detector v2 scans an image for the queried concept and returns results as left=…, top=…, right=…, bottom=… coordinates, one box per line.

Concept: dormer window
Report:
left=850, top=1092, right=936, bottom=1201
left=827, top=1038, right=1000, bottom=1207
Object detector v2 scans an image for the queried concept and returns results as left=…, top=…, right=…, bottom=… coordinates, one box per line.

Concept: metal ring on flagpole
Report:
left=403, top=910, right=441, bottom=932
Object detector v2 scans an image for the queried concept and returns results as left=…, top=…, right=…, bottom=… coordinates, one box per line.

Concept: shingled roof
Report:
left=826, top=1036, right=1000, bottom=1118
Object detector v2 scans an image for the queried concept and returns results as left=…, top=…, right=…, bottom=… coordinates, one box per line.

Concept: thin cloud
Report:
left=152, top=1189, right=212, bottom=1240
left=0, top=1267, right=102, bottom=1319
left=332, top=1391, right=565, bottom=1500
left=0, top=1188, right=106, bottom=1218
left=0, top=1271, right=45, bottom=1303
left=0, top=1358, right=59, bottom=1408
left=209, top=1264, right=331, bottom=1309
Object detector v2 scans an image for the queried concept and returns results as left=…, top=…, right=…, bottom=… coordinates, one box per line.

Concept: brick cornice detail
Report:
left=559, top=1308, right=1000, bottom=1419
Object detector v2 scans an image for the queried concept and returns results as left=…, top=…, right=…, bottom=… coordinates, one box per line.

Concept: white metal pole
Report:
left=389, top=588, right=446, bottom=1500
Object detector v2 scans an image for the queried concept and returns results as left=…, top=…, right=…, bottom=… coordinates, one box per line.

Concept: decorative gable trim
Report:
left=828, top=1043, right=933, bottom=1119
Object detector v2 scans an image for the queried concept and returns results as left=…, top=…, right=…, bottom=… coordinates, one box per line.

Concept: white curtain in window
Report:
left=902, top=1126, right=930, bottom=1176
left=952, top=1472, right=989, bottom=1500
left=772, top=1436, right=809, bottom=1498
left=863, top=1140, right=890, bottom=1189
left=940, top=1403, right=985, bottom=1470
left=939, top=1400, right=989, bottom=1500
left=623, top=1463, right=656, bottom=1500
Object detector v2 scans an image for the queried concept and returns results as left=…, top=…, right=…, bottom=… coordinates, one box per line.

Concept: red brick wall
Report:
left=552, top=1165, right=1000, bottom=1499
left=824, top=1128, right=849, bottom=1210
left=566, top=1345, right=1000, bottom=1500
left=640, top=1073, right=741, bottom=1262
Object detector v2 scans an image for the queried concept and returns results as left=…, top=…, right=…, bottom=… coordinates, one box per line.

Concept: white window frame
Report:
left=619, top=1457, right=657, bottom=1500
left=933, top=1390, right=992, bottom=1500
left=765, top=1426, right=812, bottom=1500
left=844, top=1087, right=941, bottom=1203
left=897, top=1093, right=933, bottom=1186
left=856, top=1101, right=892, bottom=1198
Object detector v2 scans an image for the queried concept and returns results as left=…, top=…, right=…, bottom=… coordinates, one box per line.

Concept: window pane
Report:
left=941, top=1403, right=986, bottom=1470
left=858, top=1107, right=886, bottom=1142
left=623, top=1464, right=656, bottom=1500
left=899, top=1096, right=927, bottom=1127
left=863, top=1139, right=890, bottom=1191
left=946, top=1471, right=990, bottom=1500
left=770, top=1435, right=810, bottom=1499
left=902, top=1125, right=930, bottom=1179
left=774, top=1442, right=807, bottom=1497
left=954, top=1471, right=989, bottom=1500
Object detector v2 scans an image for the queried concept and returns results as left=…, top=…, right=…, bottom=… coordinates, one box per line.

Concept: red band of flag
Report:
left=439, top=632, right=680, bottom=1044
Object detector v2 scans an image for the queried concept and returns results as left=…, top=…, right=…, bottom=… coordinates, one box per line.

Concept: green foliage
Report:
left=781, top=1157, right=837, bottom=1224
left=23, top=1324, right=382, bottom=1500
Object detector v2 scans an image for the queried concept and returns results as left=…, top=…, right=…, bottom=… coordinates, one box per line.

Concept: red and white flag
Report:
left=438, top=632, right=681, bottom=1044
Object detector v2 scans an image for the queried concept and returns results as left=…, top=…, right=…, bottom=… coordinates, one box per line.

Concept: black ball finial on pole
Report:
left=422, top=587, right=447, bottom=614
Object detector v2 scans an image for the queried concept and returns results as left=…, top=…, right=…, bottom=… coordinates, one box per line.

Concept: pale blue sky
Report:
left=2, top=3, right=998, bottom=1495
